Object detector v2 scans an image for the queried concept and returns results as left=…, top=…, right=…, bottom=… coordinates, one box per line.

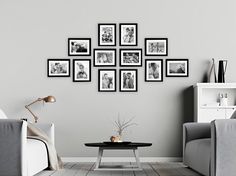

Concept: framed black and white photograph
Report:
left=94, top=49, right=116, bottom=67
left=73, top=59, right=91, bottom=82
left=120, top=49, right=142, bottom=67
left=98, top=23, right=116, bottom=46
left=145, top=38, right=168, bottom=56
left=47, top=59, right=70, bottom=77
left=166, top=59, right=189, bottom=77
left=98, top=69, right=116, bottom=92
left=119, top=23, right=137, bottom=46
left=145, top=59, right=163, bottom=82
left=120, top=69, right=138, bottom=92
left=68, top=38, right=91, bottom=56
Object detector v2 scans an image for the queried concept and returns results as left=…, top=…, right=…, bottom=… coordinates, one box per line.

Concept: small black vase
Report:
left=218, top=60, right=228, bottom=83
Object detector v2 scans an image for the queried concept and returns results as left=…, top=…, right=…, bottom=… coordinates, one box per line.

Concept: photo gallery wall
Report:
left=47, top=23, right=189, bottom=92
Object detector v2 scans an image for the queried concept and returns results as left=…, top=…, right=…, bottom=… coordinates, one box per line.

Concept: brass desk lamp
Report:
left=25, top=96, right=56, bottom=123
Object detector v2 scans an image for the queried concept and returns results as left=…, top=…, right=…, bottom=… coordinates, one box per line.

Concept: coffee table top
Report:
left=85, top=142, right=152, bottom=148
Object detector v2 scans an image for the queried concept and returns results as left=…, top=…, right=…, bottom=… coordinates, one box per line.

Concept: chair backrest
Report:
left=0, top=109, right=8, bottom=119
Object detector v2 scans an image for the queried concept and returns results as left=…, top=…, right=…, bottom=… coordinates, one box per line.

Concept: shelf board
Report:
left=201, top=106, right=236, bottom=109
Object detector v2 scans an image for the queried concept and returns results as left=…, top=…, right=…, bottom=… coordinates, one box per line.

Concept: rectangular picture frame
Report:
left=166, top=59, right=189, bottom=77
left=119, top=23, right=138, bottom=46
left=47, top=59, right=70, bottom=77
left=93, top=48, right=116, bottom=67
left=98, top=23, right=116, bottom=46
left=120, top=69, right=138, bottom=92
left=98, top=69, right=116, bottom=92
left=73, top=59, right=91, bottom=82
left=68, top=38, right=91, bottom=56
left=145, top=59, right=163, bottom=82
left=120, top=48, right=142, bottom=67
left=145, top=38, right=168, bottom=56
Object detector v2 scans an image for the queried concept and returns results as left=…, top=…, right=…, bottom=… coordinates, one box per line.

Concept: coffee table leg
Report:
left=95, top=147, right=103, bottom=169
left=133, top=149, right=142, bottom=169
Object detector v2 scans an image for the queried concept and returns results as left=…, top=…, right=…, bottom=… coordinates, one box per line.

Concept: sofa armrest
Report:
left=211, top=119, right=236, bottom=176
left=183, top=122, right=211, bottom=164
left=31, top=123, right=55, bottom=146
left=0, top=119, right=27, bottom=176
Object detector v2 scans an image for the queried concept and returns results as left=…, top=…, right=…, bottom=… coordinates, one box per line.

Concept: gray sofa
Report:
left=183, top=119, right=236, bottom=176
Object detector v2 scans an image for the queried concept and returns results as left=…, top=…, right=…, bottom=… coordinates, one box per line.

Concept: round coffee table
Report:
left=85, top=142, right=152, bottom=171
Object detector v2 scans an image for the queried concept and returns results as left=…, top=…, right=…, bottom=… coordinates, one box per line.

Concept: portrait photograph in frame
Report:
left=68, top=38, right=91, bottom=56
left=98, top=69, right=116, bottom=92
left=98, top=23, right=116, bottom=46
left=73, top=59, right=91, bottom=82
left=145, top=59, right=163, bottom=82
left=119, top=23, right=138, bottom=46
left=120, top=69, right=138, bottom=92
left=145, top=38, right=168, bottom=56
left=93, top=49, right=116, bottom=67
left=47, top=59, right=70, bottom=77
left=166, top=59, right=189, bottom=77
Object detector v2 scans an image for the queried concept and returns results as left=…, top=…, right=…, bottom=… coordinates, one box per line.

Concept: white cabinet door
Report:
left=199, top=109, right=225, bottom=122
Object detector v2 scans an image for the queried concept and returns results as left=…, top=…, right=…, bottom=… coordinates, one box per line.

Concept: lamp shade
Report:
left=43, top=96, right=56, bottom=103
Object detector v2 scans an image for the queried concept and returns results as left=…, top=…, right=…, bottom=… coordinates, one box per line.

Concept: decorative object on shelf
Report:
left=73, top=59, right=91, bottom=82
left=68, top=38, right=91, bottom=56
left=47, top=59, right=70, bottom=77
left=145, top=59, right=163, bottom=82
left=93, top=49, right=116, bottom=67
left=119, top=23, right=138, bottom=46
left=218, top=60, right=228, bottom=83
left=98, top=23, right=116, bottom=46
left=219, top=93, right=228, bottom=106
left=120, top=69, right=138, bottom=92
left=207, top=58, right=217, bottom=83
left=120, top=48, right=142, bottom=67
left=145, top=38, right=168, bottom=56
left=113, top=115, right=137, bottom=142
left=98, top=69, right=116, bottom=92
left=25, top=96, right=56, bottom=123
left=166, top=59, right=189, bottom=77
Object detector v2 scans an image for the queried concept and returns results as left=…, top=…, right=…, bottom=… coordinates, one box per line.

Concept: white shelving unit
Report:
left=194, top=83, right=236, bottom=122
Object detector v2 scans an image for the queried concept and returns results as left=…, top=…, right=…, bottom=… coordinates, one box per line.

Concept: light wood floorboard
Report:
left=36, top=162, right=202, bottom=176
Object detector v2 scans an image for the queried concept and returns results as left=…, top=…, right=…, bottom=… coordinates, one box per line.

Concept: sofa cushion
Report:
left=184, top=138, right=211, bottom=176
left=27, top=138, right=48, bottom=175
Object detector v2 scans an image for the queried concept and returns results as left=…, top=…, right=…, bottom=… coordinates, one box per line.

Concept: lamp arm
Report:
left=25, top=98, right=42, bottom=123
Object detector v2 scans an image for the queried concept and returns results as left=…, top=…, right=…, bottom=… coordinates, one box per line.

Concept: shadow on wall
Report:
left=181, top=86, right=194, bottom=123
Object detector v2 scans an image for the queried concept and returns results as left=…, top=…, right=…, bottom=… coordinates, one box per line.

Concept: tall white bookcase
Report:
left=194, top=83, right=236, bottom=122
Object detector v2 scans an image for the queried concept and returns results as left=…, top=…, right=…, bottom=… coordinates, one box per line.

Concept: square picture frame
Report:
left=120, top=48, right=142, bottom=67
left=73, top=59, right=91, bottom=82
left=119, top=23, right=138, bottom=46
left=47, top=59, right=70, bottom=77
left=145, top=59, right=163, bottom=82
left=145, top=38, right=168, bottom=56
left=93, top=49, right=116, bottom=67
left=98, top=69, right=116, bottom=92
left=166, top=59, right=189, bottom=77
left=68, top=38, right=91, bottom=56
left=98, top=23, right=116, bottom=46
left=120, top=69, right=138, bottom=92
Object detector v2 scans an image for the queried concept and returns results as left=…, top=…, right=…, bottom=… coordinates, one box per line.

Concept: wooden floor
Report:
left=36, top=162, right=202, bottom=176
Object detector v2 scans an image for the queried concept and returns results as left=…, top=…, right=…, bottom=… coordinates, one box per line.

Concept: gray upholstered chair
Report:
left=183, top=119, right=236, bottom=176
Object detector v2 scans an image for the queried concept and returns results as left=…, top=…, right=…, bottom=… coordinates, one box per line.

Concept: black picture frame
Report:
left=98, top=23, right=116, bottom=46
left=47, top=59, right=70, bottom=77
left=145, top=38, right=168, bottom=56
left=145, top=59, right=163, bottom=82
left=72, top=59, right=91, bottom=82
left=93, top=48, right=116, bottom=67
left=119, top=23, right=138, bottom=46
left=119, top=48, right=142, bottom=67
left=119, top=69, right=138, bottom=92
left=166, top=59, right=189, bottom=77
left=98, top=69, right=116, bottom=92
left=68, top=38, right=91, bottom=56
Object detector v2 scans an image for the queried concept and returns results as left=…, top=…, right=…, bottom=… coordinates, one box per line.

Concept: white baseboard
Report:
left=61, top=157, right=182, bottom=163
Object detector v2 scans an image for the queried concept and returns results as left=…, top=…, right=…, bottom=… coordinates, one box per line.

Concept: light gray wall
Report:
left=0, top=0, right=236, bottom=157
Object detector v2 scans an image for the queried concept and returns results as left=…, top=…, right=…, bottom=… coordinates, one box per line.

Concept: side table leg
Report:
left=133, top=149, right=142, bottom=169
left=95, top=147, right=103, bottom=169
